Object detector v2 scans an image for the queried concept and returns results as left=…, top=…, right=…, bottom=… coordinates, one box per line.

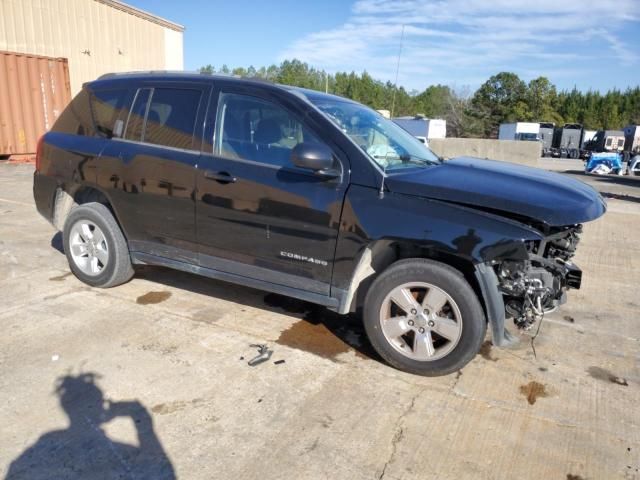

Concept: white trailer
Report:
left=392, top=116, right=446, bottom=145
left=498, top=122, right=540, bottom=141
left=425, top=119, right=446, bottom=139
left=581, top=130, right=597, bottom=149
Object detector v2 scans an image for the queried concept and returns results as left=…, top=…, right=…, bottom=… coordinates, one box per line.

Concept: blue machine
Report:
left=585, top=152, right=623, bottom=174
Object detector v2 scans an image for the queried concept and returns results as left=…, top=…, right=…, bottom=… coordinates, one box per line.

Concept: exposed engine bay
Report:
left=496, top=225, right=583, bottom=330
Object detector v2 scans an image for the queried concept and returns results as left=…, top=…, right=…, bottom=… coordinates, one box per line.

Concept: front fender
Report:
left=332, top=186, right=543, bottom=292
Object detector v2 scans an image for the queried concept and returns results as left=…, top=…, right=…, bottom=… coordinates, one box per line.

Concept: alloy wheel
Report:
left=379, top=282, right=463, bottom=361
left=68, top=220, right=109, bottom=276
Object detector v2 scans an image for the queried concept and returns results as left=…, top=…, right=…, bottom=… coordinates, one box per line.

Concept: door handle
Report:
left=203, top=170, right=237, bottom=184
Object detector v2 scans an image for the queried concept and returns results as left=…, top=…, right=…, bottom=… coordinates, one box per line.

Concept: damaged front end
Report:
left=496, top=225, right=583, bottom=330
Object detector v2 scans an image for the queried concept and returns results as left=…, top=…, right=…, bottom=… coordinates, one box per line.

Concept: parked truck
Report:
left=624, top=125, right=640, bottom=154
left=538, top=122, right=555, bottom=156
left=498, top=122, right=540, bottom=142
left=392, top=116, right=446, bottom=145
left=549, top=124, right=583, bottom=158
left=583, top=130, right=625, bottom=155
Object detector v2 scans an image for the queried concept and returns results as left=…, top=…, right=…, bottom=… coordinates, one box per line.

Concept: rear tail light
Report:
left=35, top=135, right=44, bottom=171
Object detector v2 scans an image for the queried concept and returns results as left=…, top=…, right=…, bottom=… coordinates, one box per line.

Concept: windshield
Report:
left=308, top=97, right=441, bottom=170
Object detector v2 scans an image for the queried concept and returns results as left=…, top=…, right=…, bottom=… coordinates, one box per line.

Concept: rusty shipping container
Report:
left=0, top=51, right=71, bottom=159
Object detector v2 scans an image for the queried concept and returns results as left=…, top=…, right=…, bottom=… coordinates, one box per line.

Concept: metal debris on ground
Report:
left=274, top=360, right=285, bottom=365
left=247, top=344, right=273, bottom=366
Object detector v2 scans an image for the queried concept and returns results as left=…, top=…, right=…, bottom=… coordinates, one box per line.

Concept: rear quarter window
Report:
left=51, top=88, right=94, bottom=136
left=51, top=86, right=131, bottom=138
left=90, top=88, right=131, bottom=138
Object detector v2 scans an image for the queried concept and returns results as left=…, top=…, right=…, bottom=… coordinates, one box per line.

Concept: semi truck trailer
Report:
left=392, top=116, right=446, bottom=144
left=624, top=125, right=640, bottom=154
left=550, top=123, right=583, bottom=158
left=539, top=122, right=555, bottom=156
left=498, top=122, right=540, bottom=141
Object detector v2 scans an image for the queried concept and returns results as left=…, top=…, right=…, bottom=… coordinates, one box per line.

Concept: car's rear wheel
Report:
left=63, top=202, right=134, bottom=288
left=363, top=259, right=486, bottom=376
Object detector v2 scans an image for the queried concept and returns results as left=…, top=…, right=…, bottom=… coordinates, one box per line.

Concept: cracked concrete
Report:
left=378, top=388, right=424, bottom=480
left=1, top=163, right=639, bottom=479
left=378, top=427, right=404, bottom=480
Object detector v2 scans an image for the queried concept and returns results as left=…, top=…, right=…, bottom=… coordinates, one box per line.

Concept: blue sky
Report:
left=128, top=0, right=639, bottom=93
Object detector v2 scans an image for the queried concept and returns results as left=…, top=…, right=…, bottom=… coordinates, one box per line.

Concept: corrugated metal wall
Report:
left=0, top=0, right=184, bottom=96
left=0, top=51, right=71, bottom=156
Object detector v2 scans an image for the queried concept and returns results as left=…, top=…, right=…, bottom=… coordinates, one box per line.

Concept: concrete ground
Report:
left=1, top=162, right=638, bottom=480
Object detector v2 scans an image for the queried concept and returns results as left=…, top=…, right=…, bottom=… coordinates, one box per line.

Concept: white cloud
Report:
left=279, top=0, right=639, bottom=90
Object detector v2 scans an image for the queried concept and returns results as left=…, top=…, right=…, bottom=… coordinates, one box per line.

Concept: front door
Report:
left=196, top=88, right=348, bottom=295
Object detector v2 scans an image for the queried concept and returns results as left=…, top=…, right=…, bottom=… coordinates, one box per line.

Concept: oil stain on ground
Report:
left=136, top=291, right=172, bottom=305
left=265, top=293, right=376, bottom=361
left=587, top=366, right=628, bottom=386
left=520, top=381, right=548, bottom=405
left=49, top=272, right=72, bottom=281
left=479, top=341, right=498, bottom=362
left=277, top=320, right=351, bottom=360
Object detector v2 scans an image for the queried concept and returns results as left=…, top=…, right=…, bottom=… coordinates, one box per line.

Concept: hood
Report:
left=384, top=157, right=606, bottom=226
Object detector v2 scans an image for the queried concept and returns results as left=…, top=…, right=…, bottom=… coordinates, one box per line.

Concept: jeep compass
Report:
left=33, top=72, right=606, bottom=376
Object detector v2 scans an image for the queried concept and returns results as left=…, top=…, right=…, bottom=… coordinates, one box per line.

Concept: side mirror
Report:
left=291, top=142, right=338, bottom=177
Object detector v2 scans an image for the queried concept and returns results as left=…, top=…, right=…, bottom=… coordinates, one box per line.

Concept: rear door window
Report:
left=124, top=88, right=151, bottom=141
left=144, top=88, right=202, bottom=150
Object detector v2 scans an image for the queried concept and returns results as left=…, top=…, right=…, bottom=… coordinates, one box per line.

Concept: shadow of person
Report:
left=5, top=373, right=175, bottom=480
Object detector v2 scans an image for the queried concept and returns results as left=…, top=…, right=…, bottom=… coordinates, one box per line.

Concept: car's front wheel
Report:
left=363, top=259, right=486, bottom=376
left=63, top=202, right=134, bottom=288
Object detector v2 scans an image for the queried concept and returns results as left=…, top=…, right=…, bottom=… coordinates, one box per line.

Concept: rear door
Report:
left=195, top=86, right=348, bottom=295
left=97, top=82, right=210, bottom=259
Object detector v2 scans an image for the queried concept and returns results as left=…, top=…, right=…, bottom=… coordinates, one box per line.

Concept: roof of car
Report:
left=92, top=71, right=355, bottom=105
left=95, top=70, right=272, bottom=87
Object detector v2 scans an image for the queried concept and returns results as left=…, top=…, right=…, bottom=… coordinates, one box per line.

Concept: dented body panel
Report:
left=384, top=157, right=606, bottom=227
left=331, top=184, right=544, bottom=292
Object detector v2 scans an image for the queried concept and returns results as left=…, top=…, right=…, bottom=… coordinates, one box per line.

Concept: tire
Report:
left=63, top=202, right=134, bottom=288
left=363, top=259, right=486, bottom=376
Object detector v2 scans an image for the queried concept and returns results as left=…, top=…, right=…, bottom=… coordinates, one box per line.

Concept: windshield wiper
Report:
left=399, top=154, right=439, bottom=166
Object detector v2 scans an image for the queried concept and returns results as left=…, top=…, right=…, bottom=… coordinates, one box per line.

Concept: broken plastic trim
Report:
left=474, top=262, right=519, bottom=348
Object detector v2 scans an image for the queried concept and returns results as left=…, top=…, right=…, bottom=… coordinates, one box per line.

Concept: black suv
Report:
left=33, top=72, right=606, bottom=376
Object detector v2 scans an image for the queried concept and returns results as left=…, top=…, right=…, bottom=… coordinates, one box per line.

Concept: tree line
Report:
left=199, top=60, right=640, bottom=138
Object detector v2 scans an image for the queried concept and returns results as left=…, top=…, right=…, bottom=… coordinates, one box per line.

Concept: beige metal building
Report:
left=0, top=0, right=184, bottom=96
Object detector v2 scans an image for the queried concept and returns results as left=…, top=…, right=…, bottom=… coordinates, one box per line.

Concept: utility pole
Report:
left=390, top=24, right=405, bottom=118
